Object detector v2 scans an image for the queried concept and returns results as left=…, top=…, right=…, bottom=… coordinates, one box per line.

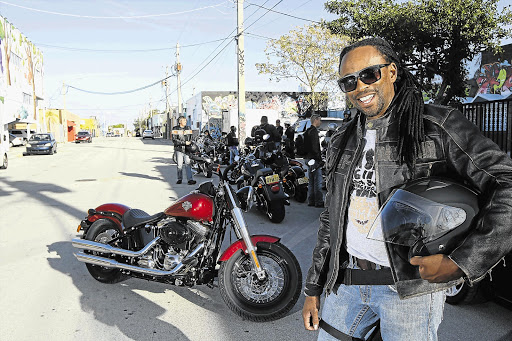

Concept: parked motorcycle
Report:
left=282, top=159, right=309, bottom=203
left=71, top=165, right=302, bottom=321
left=224, top=138, right=289, bottom=223
left=188, top=139, right=214, bottom=178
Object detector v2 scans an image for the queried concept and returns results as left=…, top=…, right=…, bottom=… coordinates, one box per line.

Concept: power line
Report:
left=245, top=1, right=320, bottom=24
left=0, top=0, right=230, bottom=19
left=65, top=73, right=175, bottom=96
left=242, top=0, right=284, bottom=32
left=34, top=37, right=234, bottom=53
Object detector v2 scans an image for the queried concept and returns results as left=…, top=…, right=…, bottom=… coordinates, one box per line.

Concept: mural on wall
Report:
left=202, top=94, right=237, bottom=119
left=475, top=61, right=512, bottom=95
left=0, top=16, right=44, bottom=124
left=201, top=92, right=317, bottom=121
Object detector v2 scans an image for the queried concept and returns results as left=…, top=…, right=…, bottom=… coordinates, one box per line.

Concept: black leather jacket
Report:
left=172, top=125, right=193, bottom=153
left=304, top=104, right=512, bottom=299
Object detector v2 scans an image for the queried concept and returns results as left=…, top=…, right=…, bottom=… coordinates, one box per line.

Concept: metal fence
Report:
left=458, top=99, right=512, bottom=155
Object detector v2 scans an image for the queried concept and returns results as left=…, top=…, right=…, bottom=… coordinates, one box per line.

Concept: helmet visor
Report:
left=367, top=189, right=467, bottom=247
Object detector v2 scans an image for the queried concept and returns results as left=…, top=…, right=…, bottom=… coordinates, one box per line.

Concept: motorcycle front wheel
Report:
left=218, top=242, right=302, bottom=322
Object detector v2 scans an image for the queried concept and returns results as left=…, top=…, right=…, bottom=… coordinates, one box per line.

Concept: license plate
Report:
left=297, top=176, right=309, bottom=185
left=265, top=174, right=280, bottom=184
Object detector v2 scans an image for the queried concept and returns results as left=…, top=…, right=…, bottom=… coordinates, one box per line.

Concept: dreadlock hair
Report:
left=339, top=37, right=425, bottom=170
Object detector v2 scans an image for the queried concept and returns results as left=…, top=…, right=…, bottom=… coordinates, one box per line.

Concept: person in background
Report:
left=259, top=116, right=280, bottom=144
left=226, top=125, right=239, bottom=164
left=171, top=116, right=196, bottom=185
left=304, top=114, right=323, bottom=208
left=284, top=121, right=295, bottom=158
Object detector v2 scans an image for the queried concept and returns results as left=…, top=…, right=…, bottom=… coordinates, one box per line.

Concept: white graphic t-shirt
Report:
left=345, top=129, right=390, bottom=267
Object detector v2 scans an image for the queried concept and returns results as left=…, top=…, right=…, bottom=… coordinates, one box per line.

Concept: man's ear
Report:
left=389, top=63, right=398, bottom=84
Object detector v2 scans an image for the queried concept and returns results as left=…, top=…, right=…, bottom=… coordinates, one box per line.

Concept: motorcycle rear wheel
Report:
left=84, top=220, right=127, bottom=284
left=267, top=200, right=285, bottom=223
left=294, top=185, right=308, bottom=203
left=218, top=242, right=302, bottom=322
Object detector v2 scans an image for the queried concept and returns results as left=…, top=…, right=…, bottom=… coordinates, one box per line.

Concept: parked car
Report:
left=293, top=117, right=345, bottom=156
left=9, top=129, right=35, bottom=142
left=105, top=132, right=113, bottom=137
left=75, top=131, right=92, bottom=143
left=135, top=131, right=141, bottom=137
left=1, top=134, right=7, bottom=169
left=24, top=133, right=57, bottom=155
left=9, top=133, right=25, bottom=147
left=446, top=251, right=511, bottom=308
left=142, top=129, right=154, bottom=139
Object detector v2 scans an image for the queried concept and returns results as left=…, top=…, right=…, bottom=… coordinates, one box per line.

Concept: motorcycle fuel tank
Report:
left=164, top=193, right=214, bottom=222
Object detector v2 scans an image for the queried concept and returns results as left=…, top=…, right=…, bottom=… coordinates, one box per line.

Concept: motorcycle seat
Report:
left=251, top=168, right=273, bottom=187
left=123, top=209, right=166, bottom=228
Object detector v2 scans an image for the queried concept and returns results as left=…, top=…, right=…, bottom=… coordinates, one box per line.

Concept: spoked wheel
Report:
left=84, top=220, right=127, bottom=284
left=445, top=280, right=485, bottom=305
left=223, top=163, right=240, bottom=184
left=219, top=242, right=302, bottom=322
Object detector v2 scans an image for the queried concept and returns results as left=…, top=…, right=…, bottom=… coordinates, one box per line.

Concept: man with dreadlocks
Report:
left=302, top=37, right=512, bottom=340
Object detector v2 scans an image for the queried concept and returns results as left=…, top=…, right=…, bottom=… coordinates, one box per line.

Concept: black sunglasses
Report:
left=337, top=63, right=391, bottom=93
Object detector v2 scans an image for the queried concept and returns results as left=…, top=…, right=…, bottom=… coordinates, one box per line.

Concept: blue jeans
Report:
left=175, top=150, right=193, bottom=181
left=318, top=269, right=445, bottom=340
left=307, top=163, right=323, bottom=205
left=229, top=146, right=239, bottom=164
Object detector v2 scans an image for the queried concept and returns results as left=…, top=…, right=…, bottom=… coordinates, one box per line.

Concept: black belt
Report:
left=337, top=257, right=394, bottom=285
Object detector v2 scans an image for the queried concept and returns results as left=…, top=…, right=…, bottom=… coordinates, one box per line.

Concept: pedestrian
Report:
left=276, top=119, right=284, bottom=137
left=303, top=114, right=323, bottom=208
left=302, top=37, right=512, bottom=340
left=284, top=121, right=295, bottom=158
left=171, top=116, right=196, bottom=185
left=226, top=125, right=239, bottom=164
left=259, top=115, right=280, bottom=145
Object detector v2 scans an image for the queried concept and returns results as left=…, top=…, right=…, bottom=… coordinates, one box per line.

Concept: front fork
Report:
left=224, top=182, right=266, bottom=280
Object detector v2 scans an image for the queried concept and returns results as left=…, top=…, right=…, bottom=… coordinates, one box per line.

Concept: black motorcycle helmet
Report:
left=368, top=177, right=480, bottom=258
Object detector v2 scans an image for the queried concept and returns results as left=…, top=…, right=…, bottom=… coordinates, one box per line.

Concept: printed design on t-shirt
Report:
left=348, top=145, right=378, bottom=234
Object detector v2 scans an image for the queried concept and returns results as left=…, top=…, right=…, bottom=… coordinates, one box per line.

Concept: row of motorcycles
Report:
left=223, top=134, right=309, bottom=223
left=185, top=132, right=311, bottom=224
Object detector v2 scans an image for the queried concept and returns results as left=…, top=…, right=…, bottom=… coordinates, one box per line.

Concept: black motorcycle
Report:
left=188, top=139, right=214, bottom=178
left=224, top=138, right=289, bottom=223
left=282, top=159, right=308, bottom=202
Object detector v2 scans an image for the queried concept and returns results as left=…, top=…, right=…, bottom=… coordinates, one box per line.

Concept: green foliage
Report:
left=324, top=0, right=512, bottom=104
left=255, top=23, right=349, bottom=110
left=112, top=124, right=125, bottom=128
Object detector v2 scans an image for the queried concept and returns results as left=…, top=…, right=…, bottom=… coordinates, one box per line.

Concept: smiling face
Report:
left=340, top=46, right=397, bottom=120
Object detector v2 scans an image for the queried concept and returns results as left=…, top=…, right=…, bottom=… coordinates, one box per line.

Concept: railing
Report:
left=458, top=99, right=512, bottom=155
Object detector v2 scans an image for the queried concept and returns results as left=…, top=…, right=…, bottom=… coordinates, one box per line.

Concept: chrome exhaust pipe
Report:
left=71, top=237, right=160, bottom=257
left=73, top=243, right=204, bottom=276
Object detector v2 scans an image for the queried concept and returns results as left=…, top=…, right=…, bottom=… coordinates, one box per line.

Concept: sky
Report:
left=0, top=0, right=511, bottom=128
left=0, top=0, right=338, bottom=128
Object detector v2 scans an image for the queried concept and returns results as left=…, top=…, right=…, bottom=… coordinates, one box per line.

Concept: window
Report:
left=23, top=93, right=32, bottom=105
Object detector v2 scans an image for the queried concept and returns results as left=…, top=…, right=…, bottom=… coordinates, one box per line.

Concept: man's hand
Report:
left=410, top=254, right=464, bottom=283
left=302, top=296, right=320, bottom=331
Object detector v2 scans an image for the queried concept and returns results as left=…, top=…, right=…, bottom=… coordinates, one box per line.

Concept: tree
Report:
left=324, top=0, right=512, bottom=104
left=255, top=24, right=349, bottom=112
left=0, top=18, right=12, bottom=86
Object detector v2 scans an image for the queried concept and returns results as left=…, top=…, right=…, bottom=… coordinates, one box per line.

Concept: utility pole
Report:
left=237, top=0, right=246, bottom=145
left=165, top=66, right=171, bottom=138
left=176, top=42, right=183, bottom=119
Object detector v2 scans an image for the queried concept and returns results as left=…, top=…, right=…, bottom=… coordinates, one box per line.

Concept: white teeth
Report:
left=359, top=94, right=374, bottom=104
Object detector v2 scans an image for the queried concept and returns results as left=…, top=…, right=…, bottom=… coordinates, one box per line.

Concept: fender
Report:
left=289, top=165, right=305, bottom=179
left=218, top=235, right=280, bottom=261
left=85, top=203, right=130, bottom=233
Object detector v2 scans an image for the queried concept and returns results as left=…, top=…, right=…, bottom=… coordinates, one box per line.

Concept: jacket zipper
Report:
left=325, top=128, right=365, bottom=294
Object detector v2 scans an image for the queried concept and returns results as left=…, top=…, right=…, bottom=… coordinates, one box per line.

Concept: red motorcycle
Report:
left=71, top=165, right=302, bottom=321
